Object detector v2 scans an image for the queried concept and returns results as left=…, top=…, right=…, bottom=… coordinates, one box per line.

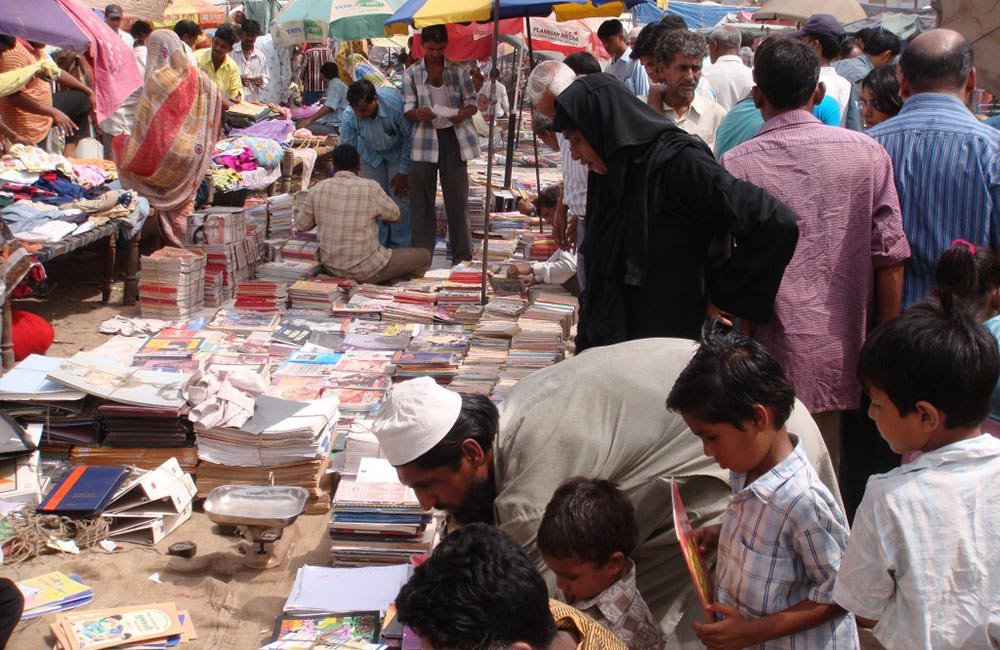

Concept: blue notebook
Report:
left=37, top=465, right=130, bottom=515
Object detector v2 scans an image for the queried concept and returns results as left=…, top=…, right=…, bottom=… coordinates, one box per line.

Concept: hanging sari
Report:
left=113, top=30, right=221, bottom=246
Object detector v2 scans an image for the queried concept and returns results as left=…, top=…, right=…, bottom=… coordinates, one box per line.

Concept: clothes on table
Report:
left=214, top=147, right=259, bottom=172
left=229, top=119, right=295, bottom=142
left=216, top=136, right=284, bottom=168
left=4, top=145, right=75, bottom=176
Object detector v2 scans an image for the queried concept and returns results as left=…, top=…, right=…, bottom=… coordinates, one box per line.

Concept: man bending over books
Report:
left=295, top=145, right=431, bottom=283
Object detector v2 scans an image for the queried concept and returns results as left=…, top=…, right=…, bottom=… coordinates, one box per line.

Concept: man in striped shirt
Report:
left=868, top=28, right=1000, bottom=308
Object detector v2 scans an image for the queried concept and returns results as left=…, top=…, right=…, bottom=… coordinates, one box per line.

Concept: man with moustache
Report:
left=372, top=341, right=841, bottom=649
left=647, top=29, right=727, bottom=153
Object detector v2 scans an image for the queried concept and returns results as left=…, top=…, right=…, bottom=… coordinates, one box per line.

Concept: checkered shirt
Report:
left=573, top=560, right=664, bottom=650
left=294, top=171, right=399, bottom=280
left=550, top=600, right=630, bottom=650
left=716, top=436, right=859, bottom=649
left=402, top=59, right=480, bottom=163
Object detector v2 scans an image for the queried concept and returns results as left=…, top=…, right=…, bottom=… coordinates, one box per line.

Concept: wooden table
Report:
left=1, top=222, right=140, bottom=369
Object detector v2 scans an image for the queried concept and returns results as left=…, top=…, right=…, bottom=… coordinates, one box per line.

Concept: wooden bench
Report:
left=1, top=221, right=140, bottom=369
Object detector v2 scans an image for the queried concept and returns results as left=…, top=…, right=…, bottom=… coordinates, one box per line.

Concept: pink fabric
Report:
left=214, top=147, right=257, bottom=171
left=722, top=110, right=911, bottom=412
left=55, top=0, right=142, bottom=124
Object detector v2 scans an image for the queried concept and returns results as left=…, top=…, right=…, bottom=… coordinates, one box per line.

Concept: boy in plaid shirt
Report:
left=666, top=332, right=858, bottom=650
left=538, top=478, right=664, bottom=650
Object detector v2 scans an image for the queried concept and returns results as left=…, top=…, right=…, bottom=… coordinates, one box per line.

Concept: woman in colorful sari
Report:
left=113, top=29, right=221, bottom=246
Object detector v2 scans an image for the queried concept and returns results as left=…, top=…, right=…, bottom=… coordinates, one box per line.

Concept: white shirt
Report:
left=702, top=55, right=754, bottom=110
left=819, top=67, right=853, bottom=128
left=180, top=42, right=198, bottom=67
left=532, top=249, right=577, bottom=285
left=833, top=434, right=1000, bottom=649
left=478, top=81, right=508, bottom=118
left=118, top=29, right=134, bottom=48
left=233, top=43, right=270, bottom=103
left=606, top=46, right=649, bottom=96
left=557, top=133, right=588, bottom=218
left=428, top=83, right=452, bottom=129
left=662, top=94, right=728, bottom=153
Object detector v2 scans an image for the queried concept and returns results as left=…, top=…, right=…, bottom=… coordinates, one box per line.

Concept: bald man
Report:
left=841, top=28, right=1000, bottom=519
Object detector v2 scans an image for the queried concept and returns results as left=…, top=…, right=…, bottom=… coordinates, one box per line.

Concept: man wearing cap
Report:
left=105, top=5, right=133, bottom=48
left=789, top=14, right=855, bottom=129
left=373, top=339, right=841, bottom=649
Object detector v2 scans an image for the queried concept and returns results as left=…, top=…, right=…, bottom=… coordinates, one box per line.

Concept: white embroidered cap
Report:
left=372, top=376, right=462, bottom=466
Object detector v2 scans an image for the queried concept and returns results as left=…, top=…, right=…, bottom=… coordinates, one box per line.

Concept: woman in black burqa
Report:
left=553, top=73, right=799, bottom=353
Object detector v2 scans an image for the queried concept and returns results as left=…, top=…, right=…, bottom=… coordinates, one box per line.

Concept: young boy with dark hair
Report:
left=665, top=332, right=858, bottom=649
left=833, top=301, right=1000, bottom=649
left=537, top=478, right=664, bottom=650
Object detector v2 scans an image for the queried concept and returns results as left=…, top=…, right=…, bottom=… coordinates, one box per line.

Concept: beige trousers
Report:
left=365, top=248, right=432, bottom=283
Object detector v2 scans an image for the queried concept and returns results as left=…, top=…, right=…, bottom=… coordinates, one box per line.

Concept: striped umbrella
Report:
left=272, top=0, right=407, bottom=45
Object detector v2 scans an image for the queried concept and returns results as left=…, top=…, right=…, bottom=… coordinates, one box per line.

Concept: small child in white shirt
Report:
left=833, top=272, right=1000, bottom=649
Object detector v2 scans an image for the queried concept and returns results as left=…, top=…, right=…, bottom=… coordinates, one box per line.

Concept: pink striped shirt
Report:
left=722, top=110, right=910, bottom=412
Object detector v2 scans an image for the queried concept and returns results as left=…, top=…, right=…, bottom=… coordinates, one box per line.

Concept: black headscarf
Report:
left=553, top=74, right=799, bottom=351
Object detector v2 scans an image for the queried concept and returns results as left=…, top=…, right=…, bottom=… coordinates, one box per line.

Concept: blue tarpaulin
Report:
left=632, top=1, right=755, bottom=28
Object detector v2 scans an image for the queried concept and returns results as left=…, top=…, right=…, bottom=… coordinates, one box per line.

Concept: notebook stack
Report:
left=256, top=259, right=322, bottom=282
left=138, top=248, right=207, bottom=319
left=185, top=207, right=246, bottom=246
left=98, top=405, right=192, bottom=447
left=267, top=193, right=295, bottom=239
left=235, top=280, right=289, bottom=314
left=16, top=572, right=93, bottom=619
left=287, top=278, right=353, bottom=310
left=329, top=469, right=436, bottom=566
left=452, top=336, right=509, bottom=397
left=322, top=371, right=391, bottom=414
left=521, top=232, right=558, bottom=260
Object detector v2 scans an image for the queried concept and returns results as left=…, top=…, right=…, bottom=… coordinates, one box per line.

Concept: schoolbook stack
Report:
left=195, top=398, right=339, bottom=512
left=137, top=248, right=206, bottom=319
left=288, top=278, right=352, bottom=310
left=16, top=572, right=93, bottom=619
left=189, top=237, right=259, bottom=302
left=256, top=259, right=322, bottom=282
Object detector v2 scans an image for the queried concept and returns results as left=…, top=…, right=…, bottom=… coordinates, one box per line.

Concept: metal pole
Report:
left=524, top=15, right=543, bottom=233
left=503, top=44, right=523, bottom=188
left=481, top=0, right=502, bottom=305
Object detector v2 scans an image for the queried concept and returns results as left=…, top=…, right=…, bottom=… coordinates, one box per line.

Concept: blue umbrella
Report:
left=0, top=0, right=91, bottom=51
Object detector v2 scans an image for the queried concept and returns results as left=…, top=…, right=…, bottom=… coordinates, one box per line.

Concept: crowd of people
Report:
left=1, top=6, right=1000, bottom=650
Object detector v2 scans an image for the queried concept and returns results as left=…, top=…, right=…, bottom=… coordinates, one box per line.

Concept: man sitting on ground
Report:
left=294, top=144, right=430, bottom=283
left=397, top=522, right=629, bottom=650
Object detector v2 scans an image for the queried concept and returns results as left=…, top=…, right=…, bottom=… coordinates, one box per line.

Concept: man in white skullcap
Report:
left=374, top=339, right=841, bottom=649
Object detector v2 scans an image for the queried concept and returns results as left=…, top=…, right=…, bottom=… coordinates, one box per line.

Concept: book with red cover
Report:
left=671, top=477, right=717, bottom=622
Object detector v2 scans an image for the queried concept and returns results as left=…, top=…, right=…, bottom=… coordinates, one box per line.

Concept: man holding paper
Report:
left=402, top=24, right=480, bottom=264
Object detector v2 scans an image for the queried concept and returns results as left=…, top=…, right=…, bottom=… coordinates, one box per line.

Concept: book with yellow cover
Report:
left=17, top=571, right=93, bottom=619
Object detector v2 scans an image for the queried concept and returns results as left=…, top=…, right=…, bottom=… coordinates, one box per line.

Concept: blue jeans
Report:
left=361, top=159, right=411, bottom=249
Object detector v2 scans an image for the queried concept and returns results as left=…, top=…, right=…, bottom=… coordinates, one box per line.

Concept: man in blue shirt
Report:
left=341, top=79, right=415, bottom=248
left=869, top=28, right=1000, bottom=308
left=598, top=19, right=649, bottom=96
left=297, top=62, right=348, bottom=135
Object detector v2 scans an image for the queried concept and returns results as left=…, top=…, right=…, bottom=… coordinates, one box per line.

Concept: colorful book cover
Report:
left=17, top=572, right=93, bottom=618
left=53, top=602, right=183, bottom=650
left=269, top=611, right=381, bottom=649
left=671, top=478, right=716, bottom=622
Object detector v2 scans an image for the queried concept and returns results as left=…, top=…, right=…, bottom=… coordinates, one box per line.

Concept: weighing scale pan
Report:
left=204, top=485, right=309, bottom=529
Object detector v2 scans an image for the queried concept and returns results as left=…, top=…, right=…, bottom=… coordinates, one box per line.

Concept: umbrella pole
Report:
left=503, top=45, right=523, bottom=188
left=524, top=15, right=543, bottom=234
left=482, top=0, right=502, bottom=306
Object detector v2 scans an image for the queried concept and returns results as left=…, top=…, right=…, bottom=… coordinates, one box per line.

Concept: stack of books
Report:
left=190, top=237, right=259, bottom=302
left=98, top=405, right=192, bottom=447
left=256, top=259, right=322, bottom=282
left=137, top=248, right=206, bottom=319
left=287, top=278, right=352, bottom=310
left=235, top=280, right=289, bottom=314
left=329, top=466, right=436, bottom=566
left=282, top=236, right=319, bottom=263
left=195, top=398, right=339, bottom=511
left=391, top=351, right=460, bottom=384
left=267, top=193, right=295, bottom=239
left=185, top=207, right=246, bottom=246
left=521, top=232, right=558, bottom=260
left=50, top=602, right=194, bottom=648
left=204, top=268, right=224, bottom=308
left=322, top=370, right=392, bottom=414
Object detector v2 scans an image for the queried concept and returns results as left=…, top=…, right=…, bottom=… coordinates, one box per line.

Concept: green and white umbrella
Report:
left=272, top=0, right=405, bottom=45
